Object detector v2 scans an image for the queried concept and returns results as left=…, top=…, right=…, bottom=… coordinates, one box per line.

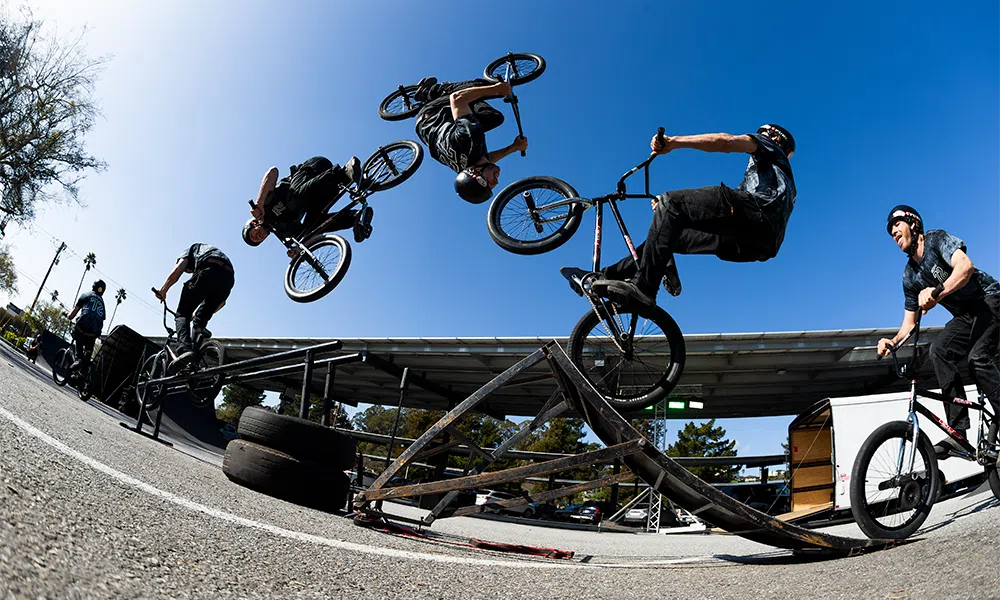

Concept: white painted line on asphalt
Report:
left=0, top=404, right=714, bottom=570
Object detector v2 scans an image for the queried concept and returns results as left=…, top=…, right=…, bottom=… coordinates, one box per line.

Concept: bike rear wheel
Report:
left=484, top=53, right=546, bottom=86
left=378, top=84, right=423, bottom=121
left=361, top=140, right=423, bottom=193
left=52, top=348, right=72, bottom=386
left=187, top=340, right=226, bottom=408
left=284, top=234, right=352, bottom=303
left=568, top=301, right=686, bottom=412
left=138, top=352, right=170, bottom=412
left=849, top=420, right=939, bottom=540
left=986, top=418, right=1000, bottom=501
left=487, top=176, right=584, bottom=255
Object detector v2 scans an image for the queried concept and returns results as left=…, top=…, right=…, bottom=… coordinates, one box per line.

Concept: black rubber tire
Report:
left=237, top=407, right=356, bottom=469
left=568, top=302, right=686, bottom=412
left=987, top=418, right=1000, bottom=501
left=187, top=340, right=225, bottom=408
left=223, top=440, right=351, bottom=512
left=378, top=84, right=423, bottom=121
left=849, top=420, right=939, bottom=540
left=284, top=233, right=352, bottom=303
left=487, top=176, right=584, bottom=255
left=52, top=348, right=72, bottom=386
left=361, top=140, right=423, bottom=193
left=138, top=352, right=170, bottom=412
left=523, top=508, right=534, bottom=519
left=483, top=53, right=546, bottom=86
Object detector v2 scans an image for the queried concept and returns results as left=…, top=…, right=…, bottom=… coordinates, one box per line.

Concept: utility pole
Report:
left=29, top=242, right=67, bottom=314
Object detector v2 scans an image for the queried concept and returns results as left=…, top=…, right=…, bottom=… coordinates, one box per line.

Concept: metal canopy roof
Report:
left=155, top=327, right=941, bottom=419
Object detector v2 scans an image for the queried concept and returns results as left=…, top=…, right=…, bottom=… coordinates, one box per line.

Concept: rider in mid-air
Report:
left=243, top=156, right=366, bottom=249
left=64, top=279, right=107, bottom=374
left=562, top=124, right=796, bottom=308
left=877, top=206, right=1000, bottom=458
left=153, top=244, right=235, bottom=372
left=411, top=76, right=527, bottom=204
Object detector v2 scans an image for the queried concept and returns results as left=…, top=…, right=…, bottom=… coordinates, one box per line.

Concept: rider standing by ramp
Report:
left=412, top=76, right=527, bottom=204
left=564, top=124, right=796, bottom=307
left=877, top=205, right=1000, bottom=457
left=153, top=244, right=235, bottom=373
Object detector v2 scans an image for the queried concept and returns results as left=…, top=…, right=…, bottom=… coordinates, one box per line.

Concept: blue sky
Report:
left=2, top=0, right=997, bottom=458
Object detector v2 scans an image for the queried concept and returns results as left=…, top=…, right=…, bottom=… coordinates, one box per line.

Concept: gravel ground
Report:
left=1, top=343, right=999, bottom=599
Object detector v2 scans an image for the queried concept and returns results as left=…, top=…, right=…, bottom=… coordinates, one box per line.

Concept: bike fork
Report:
left=899, top=381, right=921, bottom=475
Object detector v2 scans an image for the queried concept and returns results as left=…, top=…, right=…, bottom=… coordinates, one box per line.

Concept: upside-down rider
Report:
left=64, top=279, right=107, bottom=374
left=877, top=206, right=1000, bottom=459
left=411, top=76, right=528, bottom=204
left=562, top=124, right=797, bottom=307
left=243, top=156, right=367, bottom=250
left=153, top=244, right=235, bottom=373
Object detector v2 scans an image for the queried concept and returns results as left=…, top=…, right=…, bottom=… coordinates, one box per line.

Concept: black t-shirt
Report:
left=178, top=243, right=232, bottom=273
left=417, top=103, right=488, bottom=173
left=75, top=291, right=106, bottom=335
left=902, top=229, right=1000, bottom=316
left=737, top=133, right=797, bottom=247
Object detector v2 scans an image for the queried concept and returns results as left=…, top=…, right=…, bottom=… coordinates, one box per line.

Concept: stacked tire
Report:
left=223, top=407, right=357, bottom=512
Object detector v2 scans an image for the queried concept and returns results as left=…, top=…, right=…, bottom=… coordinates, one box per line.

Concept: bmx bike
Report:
left=52, top=337, right=94, bottom=402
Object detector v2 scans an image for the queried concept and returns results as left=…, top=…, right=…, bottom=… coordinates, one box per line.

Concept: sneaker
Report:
left=590, top=279, right=655, bottom=311
left=662, top=272, right=682, bottom=297
left=353, top=206, right=374, bottom=243
left=343, top=156, right=362, bottom=187
left=413, top=76, right=438, bottom=102
left=560, top=267, right=593, bottom=297
left=933, top=436, right=966, bottom=460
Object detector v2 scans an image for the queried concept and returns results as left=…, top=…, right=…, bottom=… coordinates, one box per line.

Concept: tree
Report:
left=0, top=8, right=107, bottom=223
left=48, top=288, right=57, bottom=303
left=0, top=245, right=16, bottom=294
left=107, top=287, right=125, bottom=329
left=71, top=252, right=96, bottom=303
left=666, top=419, right=740, bottom=483
left=215, top=385, right=266, bottom=426
left=26, top=299, right=69, bottom=338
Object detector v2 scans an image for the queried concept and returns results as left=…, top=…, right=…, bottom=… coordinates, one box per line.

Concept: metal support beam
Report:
left=299, top=349, right=314, bottom=420
left=321, top=364, right=336, bottom=427
left=384, top=367, right=410, bottom=471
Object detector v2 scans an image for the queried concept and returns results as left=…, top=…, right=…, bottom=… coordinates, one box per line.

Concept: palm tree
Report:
left=107, top=287, right=127, bottom=330
left=72, top=252, right=97, bottom=302
left=49, top=289, right=59, bottom=303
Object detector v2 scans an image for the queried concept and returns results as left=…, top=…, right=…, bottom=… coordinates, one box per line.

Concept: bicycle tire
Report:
left=849, top=420, right=939, bottom=540
left=361, top=140, right=423, bottom=193
left=483, top=53, right=546, bottom=86
left=487, top=176, right=584, bottom=255
left=378, top=84, right=423, bottom=121
left=187, top=340, right=226, bottom=408
left=568, top=301, right=686, bottom=412
left=138, top=352, right=170, bottom=412
left=284, top=233, right=352, bottom=303
left=987, top=418, right=1000, bottom=501
left=52, top=348, right=72, bottom=386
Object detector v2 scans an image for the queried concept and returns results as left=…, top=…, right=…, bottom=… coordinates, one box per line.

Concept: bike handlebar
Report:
left=616, top=127, right=666, bottom=198
left=877, top=313, right=922, bottom=378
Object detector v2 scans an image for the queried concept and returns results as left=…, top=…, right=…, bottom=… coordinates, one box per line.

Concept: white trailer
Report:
left=787, top=385, right=982, bottom=517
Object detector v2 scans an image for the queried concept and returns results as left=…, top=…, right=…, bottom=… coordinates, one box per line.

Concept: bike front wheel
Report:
left=484, top=53, right=546, bottom=86
left=361, top=140, right=423, bottom=193
left=52, top=348, right=72, bottom=386
left=284, top=234, right=352, bottom=303
left=378, top=84, right=423, bottom=121
left=138, top=352, right=170, bottom=412
left=568, top=301, right=686, bottom=412
left=188, top=340, right=225, bottom=408
left=849, top=420, right=940, bottom=540
left=487, top=176, right=584, bottom=255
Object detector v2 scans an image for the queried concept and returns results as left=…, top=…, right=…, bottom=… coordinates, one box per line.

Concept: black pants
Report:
left=72, top=325, right=97, bottom=372
left=416, top=78, right=505, bottom=137
left=604, top=186, right=776, bottom=299
left=175, top=264, right=235, bottom=350
left=929, top=295, right=1000, bottom=431
left=269, top=158, right=352, bottom=235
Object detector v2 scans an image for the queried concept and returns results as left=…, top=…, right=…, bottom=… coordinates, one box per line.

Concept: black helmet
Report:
left=758, top=123, right=795, bottom=155
left=886, top=205, right=922, bottom=235
left=242, top=218, right=265, bottom=247
left=92, top=279, right=106, bottom=295
left=454, top=166, right=493, bottom=205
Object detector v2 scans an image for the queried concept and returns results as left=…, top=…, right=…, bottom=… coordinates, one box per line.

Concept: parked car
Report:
left=553, top=504, right=583, bottom=521
left=571, top=504, right=602, bottom=524
left=220, top=423, right=239, bottom=442
left=622, top=507, right=648, bottom=526
left=525, top=502, right=557, bottom=520
left=475, top=490, right=533, bottom=516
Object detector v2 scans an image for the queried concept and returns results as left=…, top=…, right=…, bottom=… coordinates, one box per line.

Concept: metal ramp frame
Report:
left=354, top=341, right=893, bottom=555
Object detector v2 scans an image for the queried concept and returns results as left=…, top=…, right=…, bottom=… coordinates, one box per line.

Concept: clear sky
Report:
left=3, top=0, right=997, bottom=459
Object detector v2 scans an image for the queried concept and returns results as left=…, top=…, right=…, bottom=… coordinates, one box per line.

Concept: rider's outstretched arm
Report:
left=654, top=133, right=757, bottom=155
left=251, top=167, right=279, bottom=219
left=878, top=310, right=919, bottom=357
left=156, top=258, right=188, bottom=300
left=450, top=81, right=512, bottom=120
left=487, top=136, right=528, bottom=163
